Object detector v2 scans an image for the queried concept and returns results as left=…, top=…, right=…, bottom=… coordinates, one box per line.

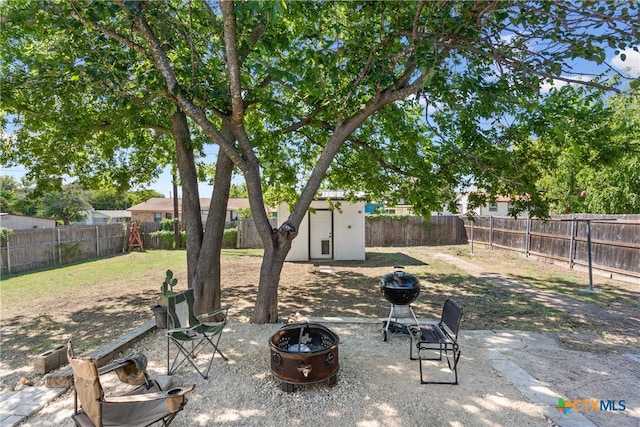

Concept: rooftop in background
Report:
left=127, top=198, right=253, bottom=211
left=317, top=190, right=365, bottom=200
left=0, top=213, right=57, bottom=229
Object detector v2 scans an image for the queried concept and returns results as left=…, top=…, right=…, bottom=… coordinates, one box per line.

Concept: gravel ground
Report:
left=21, top=320, right=640, bottom=427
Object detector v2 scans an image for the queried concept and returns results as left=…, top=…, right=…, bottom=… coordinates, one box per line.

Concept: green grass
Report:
left=0, top=249, right=265, bottom=319
left=1, top=251, right=183, bottom=314
left=437, top=245, right=640, bottom=310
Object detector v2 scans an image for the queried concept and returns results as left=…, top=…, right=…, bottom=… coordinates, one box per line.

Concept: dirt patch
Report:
left=22, top=324, right=640, bottom=427
left=1, top=245, right=638, bottom=397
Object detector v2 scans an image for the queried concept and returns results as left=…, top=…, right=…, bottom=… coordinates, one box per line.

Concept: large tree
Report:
left=0, top=175, right=39, bottom=216
left=2, top=1, right=639, bottom=322
left=523, top=87, right=640, bottom=214
left=1, top=1, right=233, bottom=315
left=39, top=184, right=92, bottom=225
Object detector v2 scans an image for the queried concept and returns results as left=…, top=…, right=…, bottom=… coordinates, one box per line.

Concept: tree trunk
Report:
left=193, top=122, right=235, bottom=316
left=171, top=111, right=203, bottom=288
left=246, top=126, right=363, bottom=323
left=249, top=234, right=292, bottom=323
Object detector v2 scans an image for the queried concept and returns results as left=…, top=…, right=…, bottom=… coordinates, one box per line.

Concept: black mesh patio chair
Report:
left=166, top=288, right=230, bottom=379
left=408, top=298, right=463, bottom=384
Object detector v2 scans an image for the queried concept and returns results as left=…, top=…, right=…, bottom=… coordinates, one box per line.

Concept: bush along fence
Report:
left=139, top=221, right=237, bottom=250
left=464, top=214, right=640, bottom=283
left=1, top=224, right=127, bottom=275
left=139, top=220, right=186, bottom=250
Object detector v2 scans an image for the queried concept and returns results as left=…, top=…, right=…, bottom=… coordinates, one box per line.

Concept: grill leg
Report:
left=409, top=306, right=419, bottom=327
left=382, top=305, right=395, bottom=341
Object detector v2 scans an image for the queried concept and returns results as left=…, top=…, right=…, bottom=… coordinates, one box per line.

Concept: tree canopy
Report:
left=39, top=185, right=92, bottom=225
left=1, top=0, right=639, bottom=322
left=524, top=88, right=640, bottom=214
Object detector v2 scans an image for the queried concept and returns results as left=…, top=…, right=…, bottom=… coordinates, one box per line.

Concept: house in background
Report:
left=0, top=213, right=57, bottom=229
left=364, top=201, right=414, bottom=216
left=474, top=195, right=514, bottom=216
left=382, top=203, right=414, bottom=216
left=80, top=209, right=131, bottom=225
left=366, top=193, right=527, bottom=217
left=128, top=197, right=263, bottom=224
left=435, top=194, right=526, bottom=216
left=279, top=190, right=366, bottom=262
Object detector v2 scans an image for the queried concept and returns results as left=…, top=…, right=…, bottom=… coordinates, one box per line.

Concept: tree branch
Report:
left=70, top=4, right=147, bottom=57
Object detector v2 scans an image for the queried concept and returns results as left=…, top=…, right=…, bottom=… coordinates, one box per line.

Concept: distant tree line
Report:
left=0, top=176, right=164, bottom=225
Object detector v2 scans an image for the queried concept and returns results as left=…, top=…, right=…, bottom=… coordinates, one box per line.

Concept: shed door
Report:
left=309, top=210, right=333, bottom=259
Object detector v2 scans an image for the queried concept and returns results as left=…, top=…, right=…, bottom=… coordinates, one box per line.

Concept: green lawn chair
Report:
left=166, top=288, right=230, bottom=379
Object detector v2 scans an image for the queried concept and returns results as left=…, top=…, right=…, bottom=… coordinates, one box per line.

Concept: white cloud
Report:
left=610, top=47, right=640, bottom=78
left=539, top=75, right=592, bottom=94
left=540, top=79, right=569, bottom=94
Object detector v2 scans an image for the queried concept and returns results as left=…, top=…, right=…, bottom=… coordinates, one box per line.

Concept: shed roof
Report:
left=94, top=210, right=131, bottom=218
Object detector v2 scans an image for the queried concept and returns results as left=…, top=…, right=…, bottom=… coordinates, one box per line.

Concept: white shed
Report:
left=278, top=193, right=366, bottom=262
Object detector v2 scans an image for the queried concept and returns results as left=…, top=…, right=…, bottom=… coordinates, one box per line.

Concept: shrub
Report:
left=1, top=227, right=13, bottom=247
left=151, top=230, right=186, bottom=249
left=222, top=227, right=237, bottom=248
left=160, top=218, right=175, bottom=231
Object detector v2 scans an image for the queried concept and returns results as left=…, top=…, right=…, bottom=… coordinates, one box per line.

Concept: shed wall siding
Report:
left=279, top=201, right=365, bottom=261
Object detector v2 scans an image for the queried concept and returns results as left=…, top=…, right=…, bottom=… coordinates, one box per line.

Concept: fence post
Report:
left=489, top=215, right=493, bottom=250
left=525, top=216, right=531, bottom=257
left=57, top=227, right=62, bottom=265
left=6, top=233, right=11, bottom=274
left=585, top=219, right=595, bottom=292
left=568, top=215, right=576, bottom=269
left=470, top=219, right=474, bottom=255
left=96, top=226, right=100, bottom=257
left=51, top=228, right=56, bottom=266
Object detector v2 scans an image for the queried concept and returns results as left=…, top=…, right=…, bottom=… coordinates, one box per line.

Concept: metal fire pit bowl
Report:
left=269, top=323, right=339, bottom=392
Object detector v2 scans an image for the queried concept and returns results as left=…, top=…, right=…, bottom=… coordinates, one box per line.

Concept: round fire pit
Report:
left=269, top=323, right=339, bottom=392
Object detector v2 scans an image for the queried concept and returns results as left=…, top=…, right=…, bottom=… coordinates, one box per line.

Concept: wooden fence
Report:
left=366, top=215, right=467, bottom=247
left=12, top=214, right=639, bottom=281
left=237, top=218, right=278, bottom=248
left=1, top=224, right=127, bottom=275
left=138, top=221, right=177, bottom=250
left=0, top=216, right=468, bottom=275
left=237, top=216, right=468, bottom=248
left=464, top=215, right=640, bottom=280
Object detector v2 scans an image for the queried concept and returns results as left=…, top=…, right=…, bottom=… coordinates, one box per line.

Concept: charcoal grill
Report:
left=380, top=266, right=420, bottom=341
left=269, top=323, right=339, bottom=392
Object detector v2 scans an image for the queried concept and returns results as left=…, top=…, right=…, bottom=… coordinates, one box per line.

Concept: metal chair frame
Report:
left=408, top=298, right=463, bottom=385
left=166, top=288, right=230, bottom=379
left=67, top=341, right=194, bottom=427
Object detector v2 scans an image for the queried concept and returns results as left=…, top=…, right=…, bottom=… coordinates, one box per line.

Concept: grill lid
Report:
left=380, top=266, right=420, bottom=305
